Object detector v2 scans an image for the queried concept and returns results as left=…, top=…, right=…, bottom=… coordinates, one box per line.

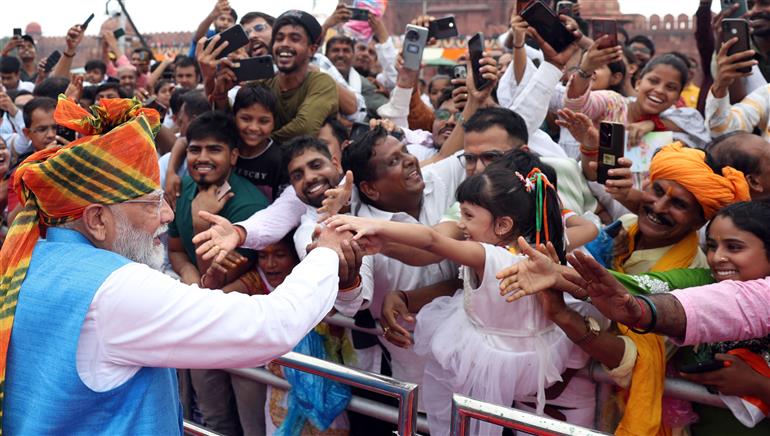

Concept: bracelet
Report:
left=63, top=51, right=76, bottom=58
left=398, top=290, right=410, bottom=311
left=629, top=294, right=658, bottom=334
left=340, top=274, right=361, bottom=293
left=513, top=42, right=525, bottom=49
left=579, top=144, right=599, bottom=157
left=576, top=67, right=592, bottom=79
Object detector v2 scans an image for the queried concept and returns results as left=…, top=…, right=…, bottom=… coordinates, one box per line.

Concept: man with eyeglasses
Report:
left=0, top=96, right=357, bottom=435
left=240, top=12, right=275, bottom=57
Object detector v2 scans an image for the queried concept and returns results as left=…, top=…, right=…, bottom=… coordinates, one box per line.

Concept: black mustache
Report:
left=642, top=206, right=673, bottom=226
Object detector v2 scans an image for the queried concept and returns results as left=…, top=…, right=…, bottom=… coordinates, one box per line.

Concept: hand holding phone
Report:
left=520, top=1, right=578, bottom=53
left=722, top=19, right=753, bottom=74
left=43, top=51, right=62, bottom=73
left=402, top=24, right=429, bottom=71
left=216, top=181, right=233, bottom=202
left=204, top=24, right=249, bottom=59
left=233, top=56, right=275, bottom=82
left=82, top=13, right=95, bottom=30
left=428, top=16, right=458, bottom=40
left=596, top=122, right=625, bottom=184
left=13, top=28, right=22, bottom=38
left=592, top=19, right=618, bottom=50
left=468, top=32, right=490, bottom=91
left=113, top=28, right=126, bottom=39
left=347, top=7, right=369, bottom=21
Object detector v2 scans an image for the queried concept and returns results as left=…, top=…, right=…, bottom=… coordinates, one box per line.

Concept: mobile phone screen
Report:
left=468, top=33, right=489, bottom=90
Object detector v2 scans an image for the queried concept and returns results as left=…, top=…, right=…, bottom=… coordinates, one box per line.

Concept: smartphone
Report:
left=721, top=0, right=748, bottom=20
left=453, top=64, right=467, bottom=80
left=723, top=19, right=752, bottom=74
left=216, top=181, right=232, bottom=201
left=556, top=1, right=574, bottom=17
left=43, top=51, right=61, bottom=73
left=13, top=28, right=22, bottom=38
left=347, top=7, right=369, bottom=21
left=675, top=346, right=725, bottom=374
left=350, top=122, right=370, bottom=142
left=233, top=55, right=275, bottom=82
left=521, top=1, right=578, bottom=53
left=82, top=13, right=95, bottom=30
left=596, top=122, right=625, bottom=184
left=402, top=24, right=429, bottom=71
left=205, top=24, right=249, bottom=59
left=113, top=28, right=126, bottom=39
left=429, top=16, right=459, bottom=40
left=468, top=32, right=490, bottom=91
left=592, top=19, right=619, bottom=50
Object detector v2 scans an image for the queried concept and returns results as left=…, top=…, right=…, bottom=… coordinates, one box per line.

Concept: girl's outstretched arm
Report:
left=326, top=215, right=486, bottom=274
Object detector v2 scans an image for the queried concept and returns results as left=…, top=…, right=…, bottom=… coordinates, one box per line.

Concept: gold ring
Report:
left=383, top=326, right=390, bottom=335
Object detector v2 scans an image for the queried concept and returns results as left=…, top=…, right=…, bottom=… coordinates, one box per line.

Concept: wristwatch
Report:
left=574, top=315, right=601, bottom=345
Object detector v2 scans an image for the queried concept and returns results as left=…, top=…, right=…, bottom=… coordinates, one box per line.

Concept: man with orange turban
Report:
left=0, top=96, right=353, bottom=434
left=613, top=142, right=750, bottom=274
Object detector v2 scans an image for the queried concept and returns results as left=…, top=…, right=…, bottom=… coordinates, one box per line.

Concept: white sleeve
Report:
left=496, top=56, right=537, bottom=109
left=510, top=61, right=563, bottom=136
left=294, top=209, right=317, bottom=260
left=375, top=37, right=398, bottom=90
left=93, top=248, right=339, bottom=369
left=376, top=86, right=412, bottom=129
left=236, top=186, right=307, bottom=250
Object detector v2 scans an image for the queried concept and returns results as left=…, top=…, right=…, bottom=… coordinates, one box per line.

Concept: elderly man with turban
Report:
left=0, top=97, right=357, bottom=434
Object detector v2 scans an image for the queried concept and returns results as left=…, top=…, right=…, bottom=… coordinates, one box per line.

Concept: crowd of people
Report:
left=3, top=0, right=770, bottom=434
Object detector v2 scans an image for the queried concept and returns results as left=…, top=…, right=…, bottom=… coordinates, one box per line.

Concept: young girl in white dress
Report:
left=326, top=166, right=588, bottom=436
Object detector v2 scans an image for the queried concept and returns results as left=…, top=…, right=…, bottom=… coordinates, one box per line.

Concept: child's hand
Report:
left=325, top=215, right=381, bottom=240
left=497, top=237, right=559, bottom=302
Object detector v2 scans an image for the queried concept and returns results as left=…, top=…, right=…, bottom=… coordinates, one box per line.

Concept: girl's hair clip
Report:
left=515, top=171, right=535, bottom=193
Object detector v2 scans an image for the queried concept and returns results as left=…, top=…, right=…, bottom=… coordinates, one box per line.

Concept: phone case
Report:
left=403, top=25, right=429, bottom=71
left=205, top=24, right=249, bottom=59
left=723, top=19, right=752, bottom=73
left=597, top=122, right=625, bottom=184
left=721, top=0, right=748, bottom=19
left=469, top=33, right=490, bottom=90
left=429, top=17, right=458, bottom=39
left=593, top=19, right=618, bottom=49
left=234, top=56, right=275, bottom=82
left=520, top=1, right=577, bottom=53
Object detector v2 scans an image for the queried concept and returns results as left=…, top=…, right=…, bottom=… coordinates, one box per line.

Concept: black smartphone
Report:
left=113, top=28, right=126, bottom=39
left=556, top=1, right=574, bottom=17
left=721, top=0, right=748, bottom=19
left=350, top=122, right=370, bottom=142
left=347, top=7, right=369, bottom=21
left=57, top=125, right=77, bottom=142
left=205, top=24, right=249, bottom=59
left=429, top=16, right=459, bottom=40
left=233, top=55, right=275, bottom=82
left=520, top=1, right=578, bottom=53
left=43, top=50, right=61, bottom=73
left=596, top=122, right=625, bottom=184
left=723, top=19, right=752, bottom=74
left=13, top=28, right=22, bottom=38
left=516, top=0, right=533, bottom=14
left=468, top=32, right=490, bottom=90
left=82, top=13, right=95, bottom=30
left=675, top=346, right=725, bottom=374
left=592, top=19, right=618, bottom=49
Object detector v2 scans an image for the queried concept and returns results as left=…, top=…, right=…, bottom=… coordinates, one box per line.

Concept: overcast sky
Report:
left=2, top=0, right=720, bottom=37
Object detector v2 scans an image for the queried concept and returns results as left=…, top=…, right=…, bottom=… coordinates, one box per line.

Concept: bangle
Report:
left=579, top=144, right=599, bottom=157
left=514, top=42, right=525, bottom=49
left=63, top=51, right=76, bottom=58
left=398, top=290, right=410, bottom=311
left=576, top=68, right=592, bottom=79
left=340, top=274, right=361, bottom=293
left=630, top=294, right=657, bottom=334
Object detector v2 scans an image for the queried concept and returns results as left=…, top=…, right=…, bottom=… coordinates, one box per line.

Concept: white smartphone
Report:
left=216, top=181, right=232, bottom=201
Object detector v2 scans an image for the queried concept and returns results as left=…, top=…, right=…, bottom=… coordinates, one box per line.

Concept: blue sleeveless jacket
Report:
left=5, top=228, right=183, bottom=435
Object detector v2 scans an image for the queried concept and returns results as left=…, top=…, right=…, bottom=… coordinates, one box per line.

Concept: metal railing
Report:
left=450, top=394, right=608, bottom=436
left=183, top=420, right=221, bottom=436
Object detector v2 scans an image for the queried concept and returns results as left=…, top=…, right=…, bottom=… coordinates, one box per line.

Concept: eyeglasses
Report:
left=123, top=192, right=167, bottom=217
left=434, top=109, right=462, bottom=122
left=251, top=23, right=269, bottom=33
left=30, top=125, right=56, bottom=135
left=457, top=150, right=504, bottom=168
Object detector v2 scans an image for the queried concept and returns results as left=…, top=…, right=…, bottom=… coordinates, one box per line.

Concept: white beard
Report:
left=111, top=208, right=167, bottom=271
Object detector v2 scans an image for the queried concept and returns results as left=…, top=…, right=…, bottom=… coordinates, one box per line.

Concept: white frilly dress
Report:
left=413, top=244, right=587, bottom=436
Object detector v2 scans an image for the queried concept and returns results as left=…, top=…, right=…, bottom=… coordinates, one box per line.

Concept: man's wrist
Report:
left=711, top=84, right=728, bottom=99
left=234, top=225, right=246, bottom=247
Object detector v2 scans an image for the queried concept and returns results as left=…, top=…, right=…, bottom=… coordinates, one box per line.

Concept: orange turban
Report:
left=649, top=142, right=750, bottom=220
left=0, top=96, right=161, bottom=429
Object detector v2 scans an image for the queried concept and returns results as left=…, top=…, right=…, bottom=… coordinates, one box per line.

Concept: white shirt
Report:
left=374, top=37, right=398, bottom=90
left=237, top=185, right=308, bottom=251
left=76, top=247, right=339, bottom=392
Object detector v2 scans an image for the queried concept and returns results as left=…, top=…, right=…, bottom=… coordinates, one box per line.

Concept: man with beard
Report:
left=240, top=12, right=275, bottom=57
left=0, top=97, right=354, bottom=434
left=168, top=111, right=268, bottom=287
left=250, top=10, right=338, bottom=142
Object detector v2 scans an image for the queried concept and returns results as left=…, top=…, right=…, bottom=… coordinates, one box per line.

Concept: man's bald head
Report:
left=708, top=132, right=770, bottom=200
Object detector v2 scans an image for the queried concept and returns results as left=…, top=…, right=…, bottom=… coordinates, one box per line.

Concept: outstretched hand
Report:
left=318, top=171, right=354, bottom=221
left=497, top=237, right=560, bottom=302
left=193, top=211, right=243, bottom=263
left=325, top=214, right=383, bottom=240
left=565, top=251, right=642, bottom=326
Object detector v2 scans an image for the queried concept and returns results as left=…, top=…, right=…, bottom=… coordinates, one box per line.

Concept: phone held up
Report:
left=402, top=24, right=429, bottom=71
left=596, top=122, right=625, bottom=185
left=520, top=1, right=578, bottom=53
left=204, top=24, right=249, bottom=59
left=592, top=19, right=618, bottom=50
left=233, top=55, right=275, bottom=82
left=722, top=18, right=752, bottom=74
left=428, top=16, right=459, bottom=40
left=347, top=7, right=369, bottom=21
left=468, top=32, right=490, bottom=90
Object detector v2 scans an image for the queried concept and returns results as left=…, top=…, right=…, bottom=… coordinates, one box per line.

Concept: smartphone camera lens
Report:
left=406, top=30, right=420, bottom=42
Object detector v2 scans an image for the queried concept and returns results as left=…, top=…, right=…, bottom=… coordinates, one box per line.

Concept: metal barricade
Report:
left=450, top=394, right=608, bottom=436
left=183, top=420, right=221, bottom=436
